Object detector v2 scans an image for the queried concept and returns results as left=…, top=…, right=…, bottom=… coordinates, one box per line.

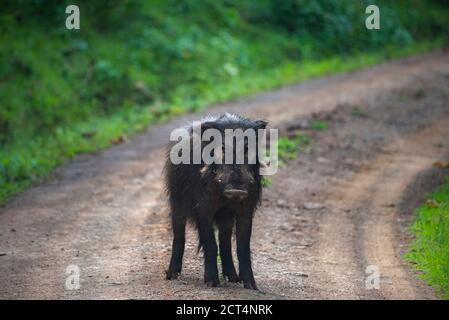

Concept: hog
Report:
left=164, top=113, right=267, bottom=289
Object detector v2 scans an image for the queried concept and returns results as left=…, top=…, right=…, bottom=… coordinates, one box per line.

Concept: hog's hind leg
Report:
left=166, top=212, right=186, bottom=280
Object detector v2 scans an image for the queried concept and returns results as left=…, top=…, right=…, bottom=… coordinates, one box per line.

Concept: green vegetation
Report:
left=261, top=176, right=273, bottom=188
left=406, top=177, right=449, bottom=299
left=278, top=133, right=311, bottom=163
left=1, top=1, right=449, bottom=203
left=262, top=132, right=312, bottom=188
left=310, top=120, right=329, bottom=131
left=351, top=105, right=368, bottom=118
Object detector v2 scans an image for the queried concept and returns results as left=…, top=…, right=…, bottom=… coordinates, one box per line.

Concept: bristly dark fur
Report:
left=164, top=113, right=267, bottom=290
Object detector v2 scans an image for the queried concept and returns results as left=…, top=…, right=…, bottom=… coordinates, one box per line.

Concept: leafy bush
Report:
left=1, top=1, right=448, bottom=144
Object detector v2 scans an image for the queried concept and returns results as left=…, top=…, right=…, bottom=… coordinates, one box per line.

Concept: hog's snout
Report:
left=223, top=189, right=248, bottom=201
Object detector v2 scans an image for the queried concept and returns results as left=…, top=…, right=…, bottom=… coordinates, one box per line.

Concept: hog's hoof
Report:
left=205, top=280, right=221, bottom=287
left=226, top=274, right=241, bottom=283
left=166, top=270, right=180, bottom=280
left=243, top=282, right=258, bottom=290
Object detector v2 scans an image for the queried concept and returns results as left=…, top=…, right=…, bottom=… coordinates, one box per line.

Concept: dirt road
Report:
left=1, top=51, right=448, bottom=299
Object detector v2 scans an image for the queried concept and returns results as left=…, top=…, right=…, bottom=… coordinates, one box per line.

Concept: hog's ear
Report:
left=254, top=120, right=268, bottom=130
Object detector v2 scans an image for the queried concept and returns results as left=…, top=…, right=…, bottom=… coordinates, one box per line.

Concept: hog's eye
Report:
left=218, top=178, right=223, bottom=183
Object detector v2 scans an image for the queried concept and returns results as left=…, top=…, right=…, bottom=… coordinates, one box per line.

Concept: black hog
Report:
left=164, top=113, right=267, bottom=289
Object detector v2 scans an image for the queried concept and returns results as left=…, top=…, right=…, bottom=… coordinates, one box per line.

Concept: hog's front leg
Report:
left=236, top=214, right=257, bottom=290
left=198, top=216, right=220, bottom=287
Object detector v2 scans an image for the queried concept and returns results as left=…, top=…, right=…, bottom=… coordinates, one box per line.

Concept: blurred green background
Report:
left=1, top=0, right=449, bottom=203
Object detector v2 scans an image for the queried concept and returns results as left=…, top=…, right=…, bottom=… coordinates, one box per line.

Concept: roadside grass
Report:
left=261, top=176, right=273, bottom=188
left=405, top=176, right=449, bottom=299
left=0, top=40, right=446, bottom=204
left=310, top=120, right=329, bottom=131
left=351, top=106, right=369, bottom=118
left=262, top=131, right=312, bottom=188
left=277, top=133, right=311, bottom=163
